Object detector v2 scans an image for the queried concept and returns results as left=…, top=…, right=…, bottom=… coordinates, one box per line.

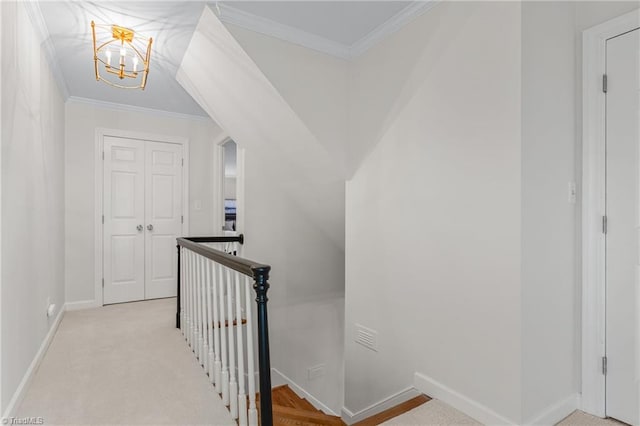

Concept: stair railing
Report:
left=176, top=235, right=273, bottom=426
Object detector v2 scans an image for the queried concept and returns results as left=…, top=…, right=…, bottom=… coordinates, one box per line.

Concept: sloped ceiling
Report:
left=35, top=1, right=431, bottom=116
left=37, top=1, right=210, bottom=116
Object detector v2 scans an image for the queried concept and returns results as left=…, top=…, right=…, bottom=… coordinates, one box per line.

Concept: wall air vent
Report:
left=355, top=323, right=378, bottom=352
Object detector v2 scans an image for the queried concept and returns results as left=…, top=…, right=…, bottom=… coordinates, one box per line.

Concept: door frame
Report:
left=212, top=133, right=245, bottom=240
left=582, top=9, right=639, bottom=417
left=94, top=128, right=190, bottom=307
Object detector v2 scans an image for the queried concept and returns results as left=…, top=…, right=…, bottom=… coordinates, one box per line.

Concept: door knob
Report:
left=137, top=225, right=143, bottom=231
left=147, top=224, right=154, bottom=231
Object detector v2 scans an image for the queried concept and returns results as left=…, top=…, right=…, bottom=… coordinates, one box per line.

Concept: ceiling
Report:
left=221, top=2, right=411, bottom=45
left=35, top=1, right=428, bottom=117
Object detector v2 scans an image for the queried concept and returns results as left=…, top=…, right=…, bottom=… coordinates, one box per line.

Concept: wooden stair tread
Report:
left=261, top=385, right=344, bottom=426
left=271, top=385, right=320, bottom=412
left=296, top=398, right=320, bottom=413
left=352, top=395, right=431, bottom=426
left=214, top=318, right=247, bottom=327
left=273, top=405, right=344, bottom=425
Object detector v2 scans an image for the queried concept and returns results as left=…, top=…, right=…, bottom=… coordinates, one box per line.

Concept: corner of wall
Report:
left=522, top=394, right=580, bottom=426
left=340, top=387, right=421, bottom=425
left=1, top=307, right=65, bottom=419
left=414, top=372, right=517, bottom=426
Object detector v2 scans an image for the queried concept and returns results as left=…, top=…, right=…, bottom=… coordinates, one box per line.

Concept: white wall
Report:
left=1, top=1, right=66, bottom=412
left=64, top=101, right=224, bottom=303
left=178, top=7, right=347, bottom=413
left=344, top=2, right=522, bottom=422
left=522, top=3, right=639, bottom=422
left=0, top=0, right=4, bottom=412
left=521, top=2, right=578, bottom=421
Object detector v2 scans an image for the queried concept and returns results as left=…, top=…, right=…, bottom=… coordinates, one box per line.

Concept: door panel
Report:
left=103, top=137, right=145, bottom=304
left=606, top=28, right=640, bottom=425
left=144, top=141, right=183, bottom=299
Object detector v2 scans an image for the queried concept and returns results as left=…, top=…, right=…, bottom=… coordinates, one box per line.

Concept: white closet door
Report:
left=103, top=137, right=146, bottom=304
left=605, top=28, right=640, bottom=425
left=144, top=141, right=183, bottom=299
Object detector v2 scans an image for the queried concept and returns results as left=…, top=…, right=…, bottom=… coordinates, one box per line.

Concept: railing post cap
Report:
left=251, top=265, right=270, bottom=281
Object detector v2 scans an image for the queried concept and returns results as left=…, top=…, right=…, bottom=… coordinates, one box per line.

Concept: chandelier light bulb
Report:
left=119, top=46, right=126, bottom=67
left=105, top=49, right=112, bottom=66
left=132, top=55, right=139, bottom=73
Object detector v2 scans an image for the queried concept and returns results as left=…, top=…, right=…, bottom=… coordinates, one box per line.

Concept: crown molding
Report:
left=349, top=1, right=441, bottom=57
left=217, top=1, right=440, bottom=60
left=217, top=3, right=351, bottom=59
left=66, top=96, right=212, bottom=122
left=22, top=1, right=70, bottom=100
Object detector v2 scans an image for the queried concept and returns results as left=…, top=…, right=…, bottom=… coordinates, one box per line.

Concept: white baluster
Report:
left=195, top=254, right=203, bottom=360
left=213, top=262, right=222, bottom=392
left=185, top=250, right=190, bottom=343
left=193, top=253, right=202, bottom=360
left=189, top=252, right=199, bottom=357
left=206, top=259, right=215, bottom=381
left=200, top=255, right=208, bottom=369
left=245, top=276, right=258, bottom=426
left=236, top=271, right=247, bottom=426
left=180, top=247, right=186, bottom=336
left=189, top=251, right=195, bottom=350
left=227, top=268, right=238, bottom=419
left=191, top=251, right=197, bottom=347
left=201, top=256, right=208, bottom=365
left=198, top=256, right=205, bottom=363
left=219, top=265, right=230, bottom=405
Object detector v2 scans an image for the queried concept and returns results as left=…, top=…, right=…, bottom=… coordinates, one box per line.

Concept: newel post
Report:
left=176, top=244, right=181, bottom=329
left=252, top=266, right=272, bottom=426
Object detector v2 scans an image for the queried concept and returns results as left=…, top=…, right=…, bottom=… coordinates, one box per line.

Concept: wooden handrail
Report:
left=177, top=236, right=269, bottom=278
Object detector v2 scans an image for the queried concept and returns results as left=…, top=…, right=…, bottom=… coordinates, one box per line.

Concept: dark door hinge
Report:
left=603, top=74, right=608, bottom=93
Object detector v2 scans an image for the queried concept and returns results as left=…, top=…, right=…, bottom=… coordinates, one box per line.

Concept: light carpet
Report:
left=16, top=298, right=235, bottom=425
left=381, top=400, right=481, bottom=425
left=382, top=400, right=627, bottom=426
left=557, top=411, right=628, bottom=426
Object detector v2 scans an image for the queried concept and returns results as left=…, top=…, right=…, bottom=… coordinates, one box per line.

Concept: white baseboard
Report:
left=524, top=394, right=580, bottom=426
left=341, top=387, right=421, bottom=425
left=2, top=306, right=66, bottom=418
left=65, top=299, right=100, bottom=311
left=414, top=372, right=516, bottom=425
left=271, top=368, right=339, bottom=417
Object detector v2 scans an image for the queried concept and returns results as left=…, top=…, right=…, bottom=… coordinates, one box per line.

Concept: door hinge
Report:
left=102, top=151, right=105, bottom=160
left=182, top=158, right=184, bottom=166
left=602, top=356, right=608, bottom=375
left=603, top=74, right=608, bottom=93
left=102, top=278, right=104, bottom=288
left=602, top=215, right=608, bottom=234
left=181, top=215, right=184, bottom=224
left=102, top=215, right=104, bottom=224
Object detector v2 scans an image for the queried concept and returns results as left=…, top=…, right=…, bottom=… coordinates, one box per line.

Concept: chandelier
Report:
left=91, top=21, right=152, bottom=90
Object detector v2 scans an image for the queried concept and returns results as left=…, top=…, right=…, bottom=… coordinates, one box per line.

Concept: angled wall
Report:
left=177, top=6, right=347, bottom=413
